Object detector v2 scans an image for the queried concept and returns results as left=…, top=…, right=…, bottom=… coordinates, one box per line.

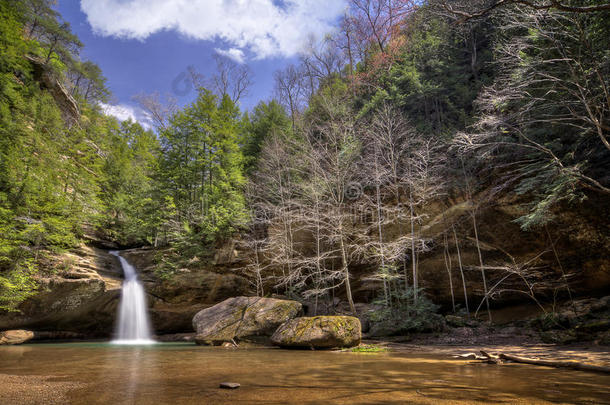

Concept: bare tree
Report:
left=133, top=92, right=178, bottom=130
left=188, top=55, right=253, bottom=103
left=347, top=0, right=417, bottom=54
left=302, top=94, right=364, bottom=315
left=362, top=105, right=414, bottom=300
left=298, top=174, right=332, bottom=314
left=452, top=224, right=470, bottom=317
left=455, top=4, right=610, bottom=231
left=362, top=104, right=446, bottom=305
left=336, top=11, right=359, bottom=76
left=406, top=138, right=446, bottom=302
left=454, top=159, right=493, bottom=321
left=273, top=64, right=308, bottom=128
left=239, top=222, right=270, bottom=297
left=440, top=0, right=610, bottom=22
left=300, top=35, right=345, bottom=85
left=249, top=128, right=305, bottom=296
left=443, top=231, right=456, bottom=312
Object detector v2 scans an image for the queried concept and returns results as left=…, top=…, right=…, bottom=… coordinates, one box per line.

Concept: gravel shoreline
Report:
left=0, top=374, right=84, bottom=405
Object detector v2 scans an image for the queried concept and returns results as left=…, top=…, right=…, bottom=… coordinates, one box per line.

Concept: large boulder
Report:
left=192, top=296, right=302, bottom=345
left=271, top=316, right=361, bottom=349
left=0, top=330, right=34, bottom=345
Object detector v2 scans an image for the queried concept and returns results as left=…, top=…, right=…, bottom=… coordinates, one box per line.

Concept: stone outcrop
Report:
left=0, top=329, right=34, bottom=345
left=0, top=245, right=121, bottom=336
left=0, top=244, right=254, bottom=339
left=532, top=296, right=610, bottom=344
left=25, top=55, right=80, bottom=125
left=271, top=316, right=361, bottom=349
left=192, top=296, right=302, bottom=345
left=347, top=193, right=610, bottom=309
left=121, top=248, right=252, bottom=334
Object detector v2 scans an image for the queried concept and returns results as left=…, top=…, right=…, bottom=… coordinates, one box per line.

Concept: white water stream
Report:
left=110, top=251, right=155, bottom=345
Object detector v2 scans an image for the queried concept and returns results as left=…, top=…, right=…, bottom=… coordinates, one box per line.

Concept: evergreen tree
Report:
left=100, top=119, right=159, bottom=246
left=157, top=89, right=247, bottom=257
left=242, top=100, right=291, bottom=174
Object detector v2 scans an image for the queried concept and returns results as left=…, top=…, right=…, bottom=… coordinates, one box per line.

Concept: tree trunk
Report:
left=339, top=230, right=356, bottom=315
left=374, top=151, right=388, bottom=306
left=472, top=213, right=492, bottom=321
left=409, top=185, right=417, bottom=302
left=443, top=232, right=456, bottom=313
left=453, top=225, right=470, bottom=318
left=498, top=353, right=610, bottom=374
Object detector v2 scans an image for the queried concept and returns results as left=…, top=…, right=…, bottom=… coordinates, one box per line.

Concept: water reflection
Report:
left=0, top=344, right=608, bottom=404
left=101, top=345, right=160, bottom=404
left=118, top=348, right=142, bottom=403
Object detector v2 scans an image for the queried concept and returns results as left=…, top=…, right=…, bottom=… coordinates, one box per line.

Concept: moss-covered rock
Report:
left=192, top=296, right=302, bottom=345
left=271, top=316, right=361, bottom=349
left=445, top=315, right=466, bottom=328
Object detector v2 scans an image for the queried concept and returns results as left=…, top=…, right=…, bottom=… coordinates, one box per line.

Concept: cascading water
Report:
left=110, top=251, right=155, bottom=345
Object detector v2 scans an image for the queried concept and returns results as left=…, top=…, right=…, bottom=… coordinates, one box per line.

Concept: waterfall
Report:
left=110, top=251, right=155, bottom=345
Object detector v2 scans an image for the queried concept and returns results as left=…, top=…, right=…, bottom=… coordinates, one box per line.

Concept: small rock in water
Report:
left=219, top=382, right=240, bottom=389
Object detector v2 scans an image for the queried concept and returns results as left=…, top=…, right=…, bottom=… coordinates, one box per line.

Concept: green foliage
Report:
left=0, top=263, right=37, bottom=312
left=156, top=90, right=248, bottom=256
left=0, top=208, right=38, bottom=311
left=242, top=100, right=291, bottom=173
left=152, top=248, right=181, bottom=280
left=99, top=120, right=160, bottom=246
left=68, top=60, right=109, bottom=103
left=0, top=0, right=253, bottom=306
left=17, top=0, right=82, bottom=68
left=1, top=0, right=607, bottom=311
left=369, top=288, right=444, bottom=334
left=468, top=6, right=610, bottom=229
left=358, top=5, right=494, bottom=137
left=0, top=1, right=112, bottom=309
left=346, top=344, right=389, bottom=353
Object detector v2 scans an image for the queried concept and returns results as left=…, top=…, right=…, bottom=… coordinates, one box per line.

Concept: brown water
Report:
left=1, top=343, right=609, bottom=404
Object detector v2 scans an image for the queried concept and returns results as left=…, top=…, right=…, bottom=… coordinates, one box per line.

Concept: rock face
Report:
left=0, top=245, right=121, bottom=336
left=192, top=297, right=302, bottom=345
left=532, top=296, right=610, bottom=345
left=26, top=55, right=80, bottom=125
left=0, top=330, right=34, bottom=345
left=271, top=316, right=361, bottom=349
left=122, top=248, right=252, bottom=334
left=0, top=244, right=254, bottom=339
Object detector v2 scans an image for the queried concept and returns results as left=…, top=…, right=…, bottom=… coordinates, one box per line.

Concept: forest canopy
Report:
left=0, top=0, right=608, bottom=319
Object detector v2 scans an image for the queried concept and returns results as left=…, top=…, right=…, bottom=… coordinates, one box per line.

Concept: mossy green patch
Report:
left=345, top=344, right=388, bottom=353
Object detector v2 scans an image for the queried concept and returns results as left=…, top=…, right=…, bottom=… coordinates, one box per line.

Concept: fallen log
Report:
left=497, top=353, right=610, bottom=374
left=454, top=350, right=610, bottom=374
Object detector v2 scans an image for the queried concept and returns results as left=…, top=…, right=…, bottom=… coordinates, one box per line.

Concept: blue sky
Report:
left=55, top=0, right=346, bottom=127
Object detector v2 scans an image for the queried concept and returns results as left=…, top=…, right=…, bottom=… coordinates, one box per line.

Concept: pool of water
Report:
left=1, top=343, right=609, bottom=404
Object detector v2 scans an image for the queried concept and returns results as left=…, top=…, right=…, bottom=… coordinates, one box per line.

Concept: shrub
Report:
left=368, top=287, right=444, bottom=336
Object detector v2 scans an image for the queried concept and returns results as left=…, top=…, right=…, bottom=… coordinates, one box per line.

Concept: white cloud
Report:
left=100, top=103, right=152, bottom=129
left=215, top=47, right=245, bottom=64
left=80, top=0, right=346, bottom=60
